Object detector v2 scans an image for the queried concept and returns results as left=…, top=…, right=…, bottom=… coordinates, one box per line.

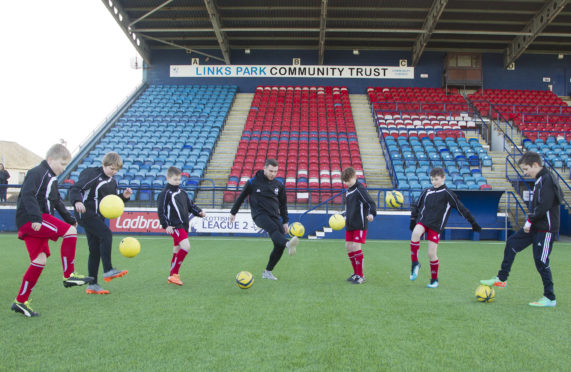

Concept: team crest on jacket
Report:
left=274, top=188, right=279, bottom=195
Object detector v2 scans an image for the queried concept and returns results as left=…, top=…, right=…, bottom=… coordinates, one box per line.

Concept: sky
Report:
left=1, top=1, right=142, bottom=158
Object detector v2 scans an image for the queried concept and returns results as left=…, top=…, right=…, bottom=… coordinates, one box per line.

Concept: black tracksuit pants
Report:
left=79, top=215, right=113, bottom=284
left=253, top=214, right=289, bottom=271
left=498, top=228, right=556, bottom=300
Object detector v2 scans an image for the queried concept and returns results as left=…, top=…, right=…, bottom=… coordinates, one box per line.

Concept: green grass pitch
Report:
left=1, top=234, right=570, bottom=370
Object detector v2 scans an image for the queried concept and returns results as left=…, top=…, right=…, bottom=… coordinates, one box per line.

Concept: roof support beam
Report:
left=100, top=0, right=151, bottom=64
left=203, top=0, right=231, bottom=64
left=140, top=34, right=226, bottom=62
left=504, top=0, right=568, bottom=67
left=129, top=0, right=173, bottom=28
left=411, top=0, right=448, bottom=66
left=318, top=0, right=328, bottom=65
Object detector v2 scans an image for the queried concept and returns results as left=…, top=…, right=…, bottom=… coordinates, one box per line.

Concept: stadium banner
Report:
left=109, top=211, right=262, bottom=234
left=170, top=65, right=414, bottom=79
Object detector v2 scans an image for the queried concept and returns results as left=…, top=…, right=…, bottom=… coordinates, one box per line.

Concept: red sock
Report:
left=347, top=251, right=357, bottom=274
left=352, top=250, right=364, bottom=277
left=61, top=234, right=77, bottom=278
left=16, top=263, right=45, bottom=303
left=171, top=249, right=188, bottom=275
left=430, top=260, right=439, bottom=280
left=170, top=252, right=177, bottom=274
left=410, top=240, right=420, bottom=263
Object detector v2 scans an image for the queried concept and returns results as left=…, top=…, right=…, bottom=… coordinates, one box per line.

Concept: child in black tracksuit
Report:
left=342, top=167, right=376, bottom=284
left=70, top=152, right=132, bottom=295
left=481, top=151, right=563, bottom=307
left=409, top=167, right=481, bottom=288
left=229, top=158, right=299, bottom=281
left=157, top=166, right=205, bottom=286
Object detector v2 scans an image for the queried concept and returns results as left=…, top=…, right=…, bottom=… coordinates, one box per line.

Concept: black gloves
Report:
left=472, top=223, right=482, bottom=233
left=409, top=220, right=416, bottom=231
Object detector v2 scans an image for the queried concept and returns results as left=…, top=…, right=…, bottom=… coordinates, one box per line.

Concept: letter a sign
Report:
left=192, top=58, right=200, bottom=65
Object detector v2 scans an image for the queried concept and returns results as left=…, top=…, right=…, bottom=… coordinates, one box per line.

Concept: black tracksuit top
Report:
left=157, top=183, right=203, bottom=231
left=230, top=170, right=289, bottom=223
left=16, top=160, right=76, bottom=229
left=69, top=166, right=129, bottom=219
left=411, top=184, right=476, bottom=234
left=344, top=182, right=377, bottom=231
left=528, top=167, right=562, bottom=233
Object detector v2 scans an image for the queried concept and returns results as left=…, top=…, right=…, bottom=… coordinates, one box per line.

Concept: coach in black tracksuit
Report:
left=230, top=159, right=296, bottom=278
left=483, top=152, right=564, bottom=306
left=69, top=155, right=131, bottom=286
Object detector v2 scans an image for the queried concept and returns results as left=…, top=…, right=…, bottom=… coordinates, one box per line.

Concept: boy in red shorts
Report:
left=409, top=167, right=481, bottom=288
left=157, top=167, right=206, bottom=286
left=341, top=167, right=376, bottom=284
left=12, top=144, right=93, bottom=317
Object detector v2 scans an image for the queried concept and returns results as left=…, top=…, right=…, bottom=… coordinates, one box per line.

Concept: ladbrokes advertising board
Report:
left=110, top=211, right=262, bottom=234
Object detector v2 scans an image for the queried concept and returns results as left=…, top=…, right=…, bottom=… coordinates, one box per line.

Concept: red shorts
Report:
left=18, top=214, right=72, bottom=260
left=345, top=230, right=367, bottom=244
left=170, top=228, right=189, bottom=246
left=417, top=223, right=441, bottom=244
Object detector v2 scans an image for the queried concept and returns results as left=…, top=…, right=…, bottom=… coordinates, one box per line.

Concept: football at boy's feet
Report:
left=63, top=272, right=94, bottom=288
left=11, top=300, right=39, bottom=318
left=480, top=276, right=507, bottom=288
left=410, top=262, right=420, bottom=281
left=427, top=279, right=439, bottom=288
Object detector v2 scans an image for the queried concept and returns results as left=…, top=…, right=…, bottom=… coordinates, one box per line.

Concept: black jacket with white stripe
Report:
left=411, top=184, right=476, bottom=234
left=69, top=166, right=129, bottom=220
left=344, top=181, right=377, bottom=231
left=157, top=183, right=203, bottom=231
left=528, top=167, right=562, bottom=233
left=16, top=160, right=76, bottom=229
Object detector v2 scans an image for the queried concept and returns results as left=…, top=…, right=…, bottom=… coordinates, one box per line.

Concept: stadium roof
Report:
left=104, top=0, right=571, bottom=67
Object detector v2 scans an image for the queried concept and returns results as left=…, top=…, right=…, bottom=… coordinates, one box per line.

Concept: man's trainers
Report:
left=427, top=279, right=439, bottom=288
left=286, top=236, right=299, bottom=256
left=351, top=275, right=365, bottom=284
left=11, top=300, right=39, bottom=317
left=480, top=276, right=507, bottom=288
left=85, top=284, right=110, bottom=295
left=262, top=270, right=278, bottom=280
left=346, top=274, right=357, bottom=282
left=103, top=268, right=128, bottom=282
left=63, top=272, right=94, bottom=288
left=168, top=273, right=183, bottom=286
left=410, top=262, right=421, bottom=281
left=529, top=296, right=556, bottom=307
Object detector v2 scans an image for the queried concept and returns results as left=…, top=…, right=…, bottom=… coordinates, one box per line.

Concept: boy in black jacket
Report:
left=410, top=167, right=481, bottom=288
left=157, top=167, right=206, bottom=286
left=70, top=152, right=132, bottom=295
left=481, top=151, right=563, bottom=307
left=342, top=167, right=376, bottom=284
left=229, top=158, right=299, bottom=280
left=12, top=144, right=93, bottom=317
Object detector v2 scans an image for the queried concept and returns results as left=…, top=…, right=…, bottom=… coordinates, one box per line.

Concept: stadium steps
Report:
left=480, top=148, right=528, bottom=228
left=195, top=93, right=254, bottom=208
left=349, top=94, right=394, bottom=193
left=308, top=226, right=333, bottom=240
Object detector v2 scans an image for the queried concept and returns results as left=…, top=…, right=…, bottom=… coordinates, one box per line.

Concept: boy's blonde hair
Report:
left=102, top=152, right=123, bottom=170
left=167, top=166, right=182, bottom=178
left=46, top=144, right=71, bottom=161
left=341, top=167, right=356, bottom=182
